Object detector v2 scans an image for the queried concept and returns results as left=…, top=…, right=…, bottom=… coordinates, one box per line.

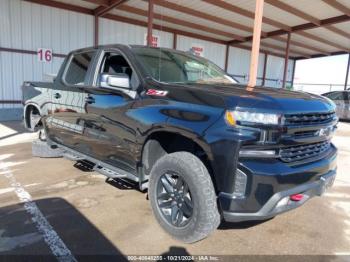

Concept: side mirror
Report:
left=100, top=73, right=130, bottom=89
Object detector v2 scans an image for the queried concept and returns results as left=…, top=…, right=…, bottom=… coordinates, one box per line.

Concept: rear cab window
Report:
left=64, top=51, right=95, bottom=86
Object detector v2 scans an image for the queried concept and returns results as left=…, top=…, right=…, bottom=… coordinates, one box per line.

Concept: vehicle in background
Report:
left=22, top=45, right=337, bottom=243
left=322, top=91, right=350, bottom=120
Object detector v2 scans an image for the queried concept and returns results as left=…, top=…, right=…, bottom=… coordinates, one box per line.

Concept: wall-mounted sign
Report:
left=190, top=44, right=204, bottom=57
left=37, top=48, right=52, bottom=63
left=144, top=34, right=159, bottom=47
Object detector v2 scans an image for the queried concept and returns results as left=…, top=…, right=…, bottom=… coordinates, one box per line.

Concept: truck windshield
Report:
left=132, top=47, right=237, bottom=85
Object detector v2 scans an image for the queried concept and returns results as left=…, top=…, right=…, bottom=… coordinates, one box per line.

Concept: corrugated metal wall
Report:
left=227, top=46, right=295, bottom=88
left=0, top=0, right=93, bottom=110
left=176, top=35, right=227, bottom=69
left=99, top=18, right=173, bottom=48
left=265, top=56, right=294, bottom=88
left=227, top=46, right=265, bottom=86
left=0, top=0, right=295, bottom=119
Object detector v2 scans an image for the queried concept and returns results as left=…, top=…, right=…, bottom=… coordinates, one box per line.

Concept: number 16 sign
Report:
left=37, top=48, right=53, bottom=63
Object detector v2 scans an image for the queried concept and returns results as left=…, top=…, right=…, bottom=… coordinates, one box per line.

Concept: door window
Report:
left=325, top=92, right=346, bottom=101
left=64, top=51, right=95, bottom=86
left=99, top=52, right=139, bottom=89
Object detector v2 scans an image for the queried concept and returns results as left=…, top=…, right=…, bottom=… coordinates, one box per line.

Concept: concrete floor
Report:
left=0, top=121, right=350, bottom=258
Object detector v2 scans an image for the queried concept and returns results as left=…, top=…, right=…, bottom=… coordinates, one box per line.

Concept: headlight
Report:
left=225, top=110, right=280, bottom=126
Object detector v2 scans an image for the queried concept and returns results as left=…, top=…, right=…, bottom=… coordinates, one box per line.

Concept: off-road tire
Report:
left=149, top=151, right=221, bottom=243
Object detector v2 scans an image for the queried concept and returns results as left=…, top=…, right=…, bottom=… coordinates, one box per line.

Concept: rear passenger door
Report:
left=46, top=51, right=96, bottom=148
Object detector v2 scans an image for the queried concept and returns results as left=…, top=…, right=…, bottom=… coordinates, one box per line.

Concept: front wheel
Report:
left=148, top=152, right=220, bottom=243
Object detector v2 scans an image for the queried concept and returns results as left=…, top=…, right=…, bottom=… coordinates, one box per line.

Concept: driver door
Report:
left=79, top=50, right=141, bottom=175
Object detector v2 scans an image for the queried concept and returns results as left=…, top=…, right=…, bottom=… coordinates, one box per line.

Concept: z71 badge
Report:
left=146, top=89, right=168, bottom=96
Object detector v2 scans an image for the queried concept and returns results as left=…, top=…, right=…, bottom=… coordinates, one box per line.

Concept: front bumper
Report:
left=221, top=169, right=336, bottom=222
left=219, top=144, right=337, bottom=222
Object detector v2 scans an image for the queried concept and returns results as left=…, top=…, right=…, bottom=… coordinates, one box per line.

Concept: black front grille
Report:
left=284, top=112, right=336, bottom=126
left=280, top=141, right=331, bottom=163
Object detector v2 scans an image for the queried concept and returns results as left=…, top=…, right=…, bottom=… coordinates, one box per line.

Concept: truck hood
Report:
left=162, top=83, right=335, bottom=114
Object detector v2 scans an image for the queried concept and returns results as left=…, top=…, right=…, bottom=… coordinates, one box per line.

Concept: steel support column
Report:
left=248, top=0, right=264, bottom=88
left=147, top=0, right=154, bottom=47
left=282, top=32, right=291, bottom=88
left=94, top=15, right=99, bottom=47
left=262, top=52, right=268, bottom=86
left=173, top=33, right=177, bottom=49
left=345, top=53, right=350, bottom=90
left=225, top=44, right=230, bottom=72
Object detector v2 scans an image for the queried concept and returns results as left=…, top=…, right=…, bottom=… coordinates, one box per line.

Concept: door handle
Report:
left=54, top=93, right=61, bottom=99
left=85, top=96, right=95, bottom=104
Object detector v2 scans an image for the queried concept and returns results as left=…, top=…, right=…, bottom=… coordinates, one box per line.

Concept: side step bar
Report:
left=54, top=143, right=139, bottom=183
left=93, top=165, right=128, bottom=179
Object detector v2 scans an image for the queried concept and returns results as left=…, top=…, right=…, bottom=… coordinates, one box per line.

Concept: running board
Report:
left=93, top=165, right=128, bottom=179
left=52, top=142, right=139, bottom=183
left=63, top=152, right=85, bottom=161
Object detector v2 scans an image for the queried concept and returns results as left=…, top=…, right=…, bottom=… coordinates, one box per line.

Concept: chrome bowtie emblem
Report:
left=317, top=126, right=332, bottom=137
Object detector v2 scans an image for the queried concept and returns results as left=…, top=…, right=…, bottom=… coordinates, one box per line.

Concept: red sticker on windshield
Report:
left=146, top=89, right=168, bottom=96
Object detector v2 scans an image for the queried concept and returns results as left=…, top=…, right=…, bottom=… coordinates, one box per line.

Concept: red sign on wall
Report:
left=144, top=34, right=159, bottom=47
left=190, top=45, right=204, bottom=57
left=37, top=48, right=52, bottom=63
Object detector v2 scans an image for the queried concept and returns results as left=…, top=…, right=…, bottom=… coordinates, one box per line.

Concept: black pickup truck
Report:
left=23, top=45, right=337, bottom=243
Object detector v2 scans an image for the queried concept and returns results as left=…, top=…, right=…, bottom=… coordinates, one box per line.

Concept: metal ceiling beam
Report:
left=295, top=31, right=350, bottom=51
left=325, top=25, right=350, bottom=39
left=229, top=14, right=350, bottom=51
left=265, top=0, right=350, bottom=40
left=103, top=13, right=227, bottom=44
left=94, top=0, right=128, bottom=17
left=230, top=44, right=289, bottom=59
left=202, top=0, right=291, bottom=31
left=117, top=5, right=245, bottom=41
left=83, top=0, right=109, bottom=6
left=265, top=0, right=321, bottom=25
left=151, top=0, right=255, bottom=35
left=24, top=0, right=93, bottom=14
left=271, top=36, right=330, bottom=55
left=259, top=41, right=310, bottom=58
left=322, top=0, right=350, bottom=16
left=23, top=0, right=349, bottom=60
left=294, top=51, right=348, bottom=60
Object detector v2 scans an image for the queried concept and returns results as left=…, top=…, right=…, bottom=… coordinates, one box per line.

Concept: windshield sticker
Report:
left=146, top=89, right=168, bottom=96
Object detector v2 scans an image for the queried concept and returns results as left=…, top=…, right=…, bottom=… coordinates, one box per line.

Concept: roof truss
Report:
left=23, top=0, right=350, bottom=59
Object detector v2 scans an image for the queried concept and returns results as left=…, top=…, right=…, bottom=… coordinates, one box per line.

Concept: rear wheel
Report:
left=28, top=107, right=41, bottom=132
left=149, top=152, right=220, bottom=243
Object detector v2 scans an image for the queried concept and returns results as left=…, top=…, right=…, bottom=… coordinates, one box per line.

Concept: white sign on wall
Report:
left=190, top=44, right=204, bottom=57
left=144, top=34, right=160, bottom=47
left=37, top=48, right=53, bottom=63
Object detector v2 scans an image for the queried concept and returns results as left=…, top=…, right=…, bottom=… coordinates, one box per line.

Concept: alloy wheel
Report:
left=156, top=172, right=193, bottom=227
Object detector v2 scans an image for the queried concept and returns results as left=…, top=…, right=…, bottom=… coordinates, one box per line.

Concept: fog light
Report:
left=290, top=193, right=304, bottom=201
left=232, top=169, right=247, bottom=197
left=276, top=196, right=289, bottom=209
